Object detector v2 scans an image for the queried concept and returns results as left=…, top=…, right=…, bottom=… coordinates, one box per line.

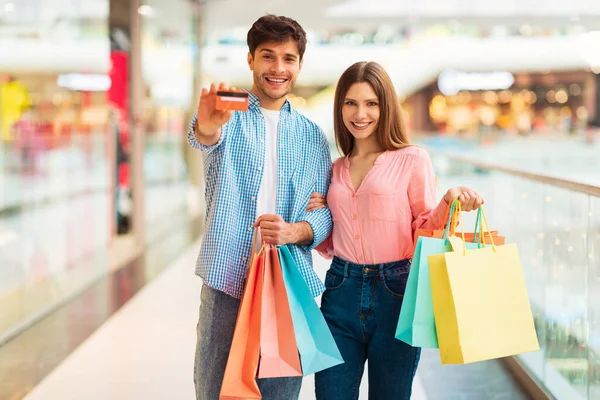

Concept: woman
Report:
left=307, top=61, right=484, bottom=399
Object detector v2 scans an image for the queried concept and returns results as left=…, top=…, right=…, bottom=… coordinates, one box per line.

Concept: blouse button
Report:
left=355, top=235, right=360, bottom=240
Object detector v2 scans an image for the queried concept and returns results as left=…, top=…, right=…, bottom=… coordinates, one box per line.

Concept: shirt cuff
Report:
left=297, top=209, right=332, bottom=252
left=187, top=113, right=224, bottom=151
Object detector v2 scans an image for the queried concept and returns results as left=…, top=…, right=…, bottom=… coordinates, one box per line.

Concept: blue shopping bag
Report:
left=278, top=246, right=344, bottom=375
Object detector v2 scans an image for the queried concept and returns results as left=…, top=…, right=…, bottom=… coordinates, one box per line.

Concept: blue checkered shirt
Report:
left=187, top=91, right=333, bottom=298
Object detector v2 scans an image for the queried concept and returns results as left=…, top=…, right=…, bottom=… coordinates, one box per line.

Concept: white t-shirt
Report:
left=256, top=108, right=279, bottom=219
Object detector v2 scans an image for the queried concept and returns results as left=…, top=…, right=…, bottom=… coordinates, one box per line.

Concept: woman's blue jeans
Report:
left=315, top=256, right=421, bottom=400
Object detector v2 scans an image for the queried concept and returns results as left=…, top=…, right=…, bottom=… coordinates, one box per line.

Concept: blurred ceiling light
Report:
left=546, top=90, right=556, bottom=103
left=510, top=93, right=525, bottom=110
left=4, top=3, right=15, bottom=12
left=438, top=70, right=514, bottom=96
left=556, top=90, right=568, bottom=104
left=576, top=106, right=589, bottom=119
left=524, top=91, right=537, bottom=104
left=458, top=91, right=472, bottom=103
left=479, top=107, right=496, bottom=126
left=560, top=106, right=572, bottom=117
left=138, top=5, right=154, bottom=16
left=431, top=95, right=446, bottom=105
left=498, top=90, right=512, bottom=104
left=429, top=95, right=448, bottom=120
left=57, top=74, right=111, bottom=91
left=483, top=91, right=498, bottom=105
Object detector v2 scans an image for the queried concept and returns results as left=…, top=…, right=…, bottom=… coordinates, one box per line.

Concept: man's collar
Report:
left=245, top=90, right=292, bottom=112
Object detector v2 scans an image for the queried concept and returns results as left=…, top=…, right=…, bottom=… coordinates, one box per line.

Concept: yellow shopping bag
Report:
left=428, top=204, right=539, bottom=364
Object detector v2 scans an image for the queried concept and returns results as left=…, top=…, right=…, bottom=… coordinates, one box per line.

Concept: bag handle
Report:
left=472, top=207, right=486, bottom=244
left=476, top=206, right=497, bottom=250
left=446, top=199, right=485, bottom=244
left=248, top=227, right=267, bottom=271
left=441, top=198, right=459, bottom=239
left=454, top=201, right=497, bottom=255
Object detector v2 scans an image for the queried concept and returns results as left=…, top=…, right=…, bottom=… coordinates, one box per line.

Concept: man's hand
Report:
left=195, top=82, right=236, bottom=145
left=254, top=214, right=313, bottom=246
left=443, top=186, right=484, bottom=211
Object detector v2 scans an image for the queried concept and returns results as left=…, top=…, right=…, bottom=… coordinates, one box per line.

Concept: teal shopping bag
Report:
left=396, top=200, right=482, bottom=348
left=278, top=246, right=344, bottom=375
left=395, top=236, right=448, bottom=347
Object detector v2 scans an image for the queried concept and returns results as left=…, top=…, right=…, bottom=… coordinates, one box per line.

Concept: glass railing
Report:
left=429, top=149, right=600, bottom=400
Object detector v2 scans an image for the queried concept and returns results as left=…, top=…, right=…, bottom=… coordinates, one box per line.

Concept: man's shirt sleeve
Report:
left=297, top=131, right=333, bottom=251
left=187, top=112, right=226, bottom=152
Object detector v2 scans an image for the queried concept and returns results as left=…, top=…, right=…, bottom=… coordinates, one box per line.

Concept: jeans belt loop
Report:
left=379, top=264, right=385, bottom=280
left=343, top=261, right=349, bottom=278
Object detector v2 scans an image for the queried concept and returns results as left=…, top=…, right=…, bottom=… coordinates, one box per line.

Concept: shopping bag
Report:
left=257, top=246, right=302, bottom=378
left=396, top=200, right=482, bottom=348
left=429, top=206, right=539, bottom=364
left=278, top=246, right=344, bottom=375
left=396, top=235, right=486, bottom=348
left=220, top=240, right=265, bottom=399
left=414, top=205, right=504, bottom=246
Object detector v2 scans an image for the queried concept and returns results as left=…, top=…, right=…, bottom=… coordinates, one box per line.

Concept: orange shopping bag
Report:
left=257, top=246, right=302, bottom=378
left=220, top=232, right=265, bottom=400
left=414, top=202, right=504, bottom=246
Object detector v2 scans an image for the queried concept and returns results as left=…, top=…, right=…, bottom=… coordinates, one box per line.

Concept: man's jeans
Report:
left=315, top=256, right=421, bottom=400
left=194, top=284, right=302, bottom=400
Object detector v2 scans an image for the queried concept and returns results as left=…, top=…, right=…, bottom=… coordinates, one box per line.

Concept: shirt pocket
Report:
left=368, top=193, right=397, bottom=221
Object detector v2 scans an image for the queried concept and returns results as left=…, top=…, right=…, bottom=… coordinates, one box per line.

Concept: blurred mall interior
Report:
left=0, top=0, right=599, bottom=399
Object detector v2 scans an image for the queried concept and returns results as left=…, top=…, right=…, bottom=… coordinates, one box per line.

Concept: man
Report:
left=187, top=15, right=332, bottom=399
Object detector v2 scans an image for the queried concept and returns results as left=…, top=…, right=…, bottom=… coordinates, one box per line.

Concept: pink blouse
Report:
left=317, top=146, right=449, bottom=264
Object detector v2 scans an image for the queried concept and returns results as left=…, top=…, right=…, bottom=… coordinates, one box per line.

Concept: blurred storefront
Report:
left=0, top=0, right=200, bottom=344
left=405, top=70, right=598, bottom=137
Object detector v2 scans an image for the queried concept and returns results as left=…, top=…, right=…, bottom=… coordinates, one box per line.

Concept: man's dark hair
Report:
left=247, top=15, right=307, bottom=60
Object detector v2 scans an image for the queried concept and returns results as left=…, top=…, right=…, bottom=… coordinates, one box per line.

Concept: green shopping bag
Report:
left=395, top=200, right=481, bottom=348
left=278, top=246, right=344, bottom=375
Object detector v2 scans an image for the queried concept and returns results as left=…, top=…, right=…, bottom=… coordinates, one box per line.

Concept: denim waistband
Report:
left=331, top=256, right=411, bottom=278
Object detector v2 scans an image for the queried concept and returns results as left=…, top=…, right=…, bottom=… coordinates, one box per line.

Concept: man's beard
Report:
left=254, top=72, right=295, bottom=100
